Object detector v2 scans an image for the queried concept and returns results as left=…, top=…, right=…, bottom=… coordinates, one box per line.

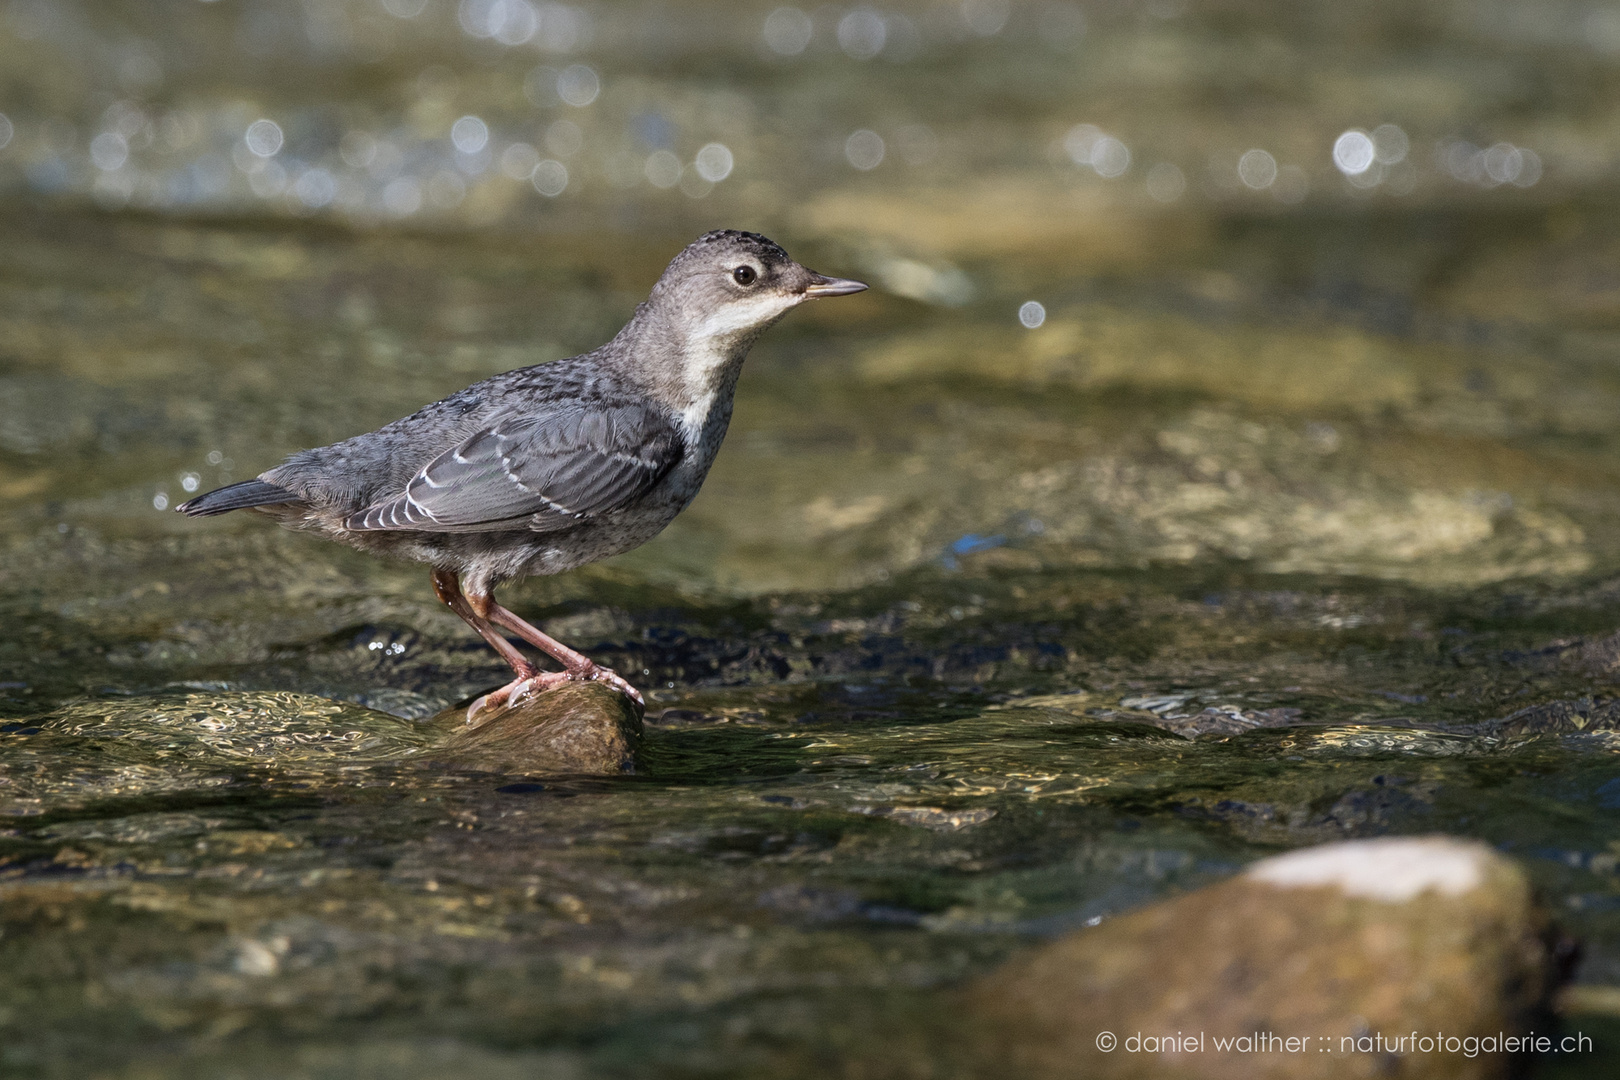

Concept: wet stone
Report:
left=1574, top=630, right=1620, bottom=677
left=966, top=838, right=1563, bottom=1080
left=425, top=681, right=643, bottom=776
left=1494, top=697, right=1620, bottom=737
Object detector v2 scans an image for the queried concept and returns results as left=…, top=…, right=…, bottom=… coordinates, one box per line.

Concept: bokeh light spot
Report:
left=838, top=9, right=886, bottom=60
left=644, top=149, right=681, bottom=188
left=763, top=7, right=813, bottom=55
left=460, top=0, right=539, bottom=44
left=1237, top=149, right=1277, bottom=190
left=1483, top=142, right=1523, bottom=184
left=90, top=132, right=129, bottom=172
left=1333, top=130, right=1375, bottom=175
left=245, top=119, right=284, bottom=158
left=1019, top=301, right=1046, bottom=328
left=1512, top=149, right=1542, bottom=187
left=500, top=142, right=540, bottom=179
left=558, top=65, right=600, bottom=107
left=845, top=129, right=885, bottom=170
left=694, top=142, right=733, bottom=182
left=1371, top=124, right=1408, bottom=164
left=531, top=158, right=568, bottom=196
left=382, top=176, right=422, bottom=215
left=1091, top=136, right=1130, bottom=178
left=961, top=0, right=1010, bottom=36
left=451, top=115, right=489, bottom=154
left=1064, top=125, right=1129, bottom=177
left=339, top=136, right=374, bottom=175
left=294, top=168, right=335, bottom=208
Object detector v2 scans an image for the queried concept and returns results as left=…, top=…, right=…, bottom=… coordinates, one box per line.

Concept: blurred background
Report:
left=5, top=1, right=1620, bottom=1076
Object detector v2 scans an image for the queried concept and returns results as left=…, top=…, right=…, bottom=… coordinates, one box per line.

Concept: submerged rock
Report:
left=426, top=681, right=643, bottom=775
left=967, top=837, right=1562, bottom=1079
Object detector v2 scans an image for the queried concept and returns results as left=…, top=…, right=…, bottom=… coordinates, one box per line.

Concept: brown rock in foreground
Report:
left=426, top=681, right=643, bottom=775
left=966, top=837, right=1560, bottom=1080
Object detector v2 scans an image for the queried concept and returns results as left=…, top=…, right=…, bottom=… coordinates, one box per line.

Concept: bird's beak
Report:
left=802, top=273, right=869, bottom=298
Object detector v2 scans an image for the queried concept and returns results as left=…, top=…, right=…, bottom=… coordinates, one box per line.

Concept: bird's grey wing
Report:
left=345, top=403, right=682, bottom=533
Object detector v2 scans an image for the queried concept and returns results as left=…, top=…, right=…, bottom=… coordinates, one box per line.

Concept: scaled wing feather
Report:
left=344, top=404, right=679, bottom=533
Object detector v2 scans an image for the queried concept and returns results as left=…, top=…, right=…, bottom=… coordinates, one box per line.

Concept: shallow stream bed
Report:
left=7, top=1, right=1620, bottom=1075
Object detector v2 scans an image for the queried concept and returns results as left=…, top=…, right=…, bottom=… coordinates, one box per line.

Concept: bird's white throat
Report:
left=676, top=291, right=801, bottom=424
left=693, top=290, right=801, bottom=343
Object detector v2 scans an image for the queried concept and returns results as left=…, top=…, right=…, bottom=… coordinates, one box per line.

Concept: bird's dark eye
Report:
left=733, top=265, right=757, bottom=286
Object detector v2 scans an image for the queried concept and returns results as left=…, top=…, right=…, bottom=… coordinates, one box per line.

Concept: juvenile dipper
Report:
left=178, top=231, right=865, bottom=718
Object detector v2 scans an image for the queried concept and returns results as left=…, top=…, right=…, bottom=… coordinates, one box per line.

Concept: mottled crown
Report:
left=677, top=229, right=789, bottom=267
left=694, top=229, right=787, bottom=256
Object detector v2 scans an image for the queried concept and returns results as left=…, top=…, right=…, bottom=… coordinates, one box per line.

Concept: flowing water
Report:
left=6, top=1, right=1620, bottom=1075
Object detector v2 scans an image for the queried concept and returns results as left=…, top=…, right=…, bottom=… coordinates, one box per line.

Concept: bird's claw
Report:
left=575, top=662, right=643, bottom=706
left=466, top=664, right=644, bottom=724
left=465, top=672, right=566, bottom=724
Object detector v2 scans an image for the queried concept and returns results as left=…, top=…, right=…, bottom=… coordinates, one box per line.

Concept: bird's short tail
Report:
left=176, top=479, right=300, bottom=516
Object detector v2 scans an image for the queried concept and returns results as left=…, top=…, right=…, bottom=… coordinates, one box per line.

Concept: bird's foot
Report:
left=566, top=661, right=645, bottom=709
left=465, top=664, right=644, bottom=724
left=466, top=672, right=570, bottom=724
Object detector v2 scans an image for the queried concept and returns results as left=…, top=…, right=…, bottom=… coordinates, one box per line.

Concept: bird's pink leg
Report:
left=468, top=591, right=646, bottom=709
left=431, top=569, right=566, bottom=722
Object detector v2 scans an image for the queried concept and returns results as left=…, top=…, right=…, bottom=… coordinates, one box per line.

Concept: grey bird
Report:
left=178, top=230, right=866, bottom=719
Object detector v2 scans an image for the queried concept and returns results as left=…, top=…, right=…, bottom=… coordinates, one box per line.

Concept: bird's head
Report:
left=647, top=230, right=866, bottom=358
